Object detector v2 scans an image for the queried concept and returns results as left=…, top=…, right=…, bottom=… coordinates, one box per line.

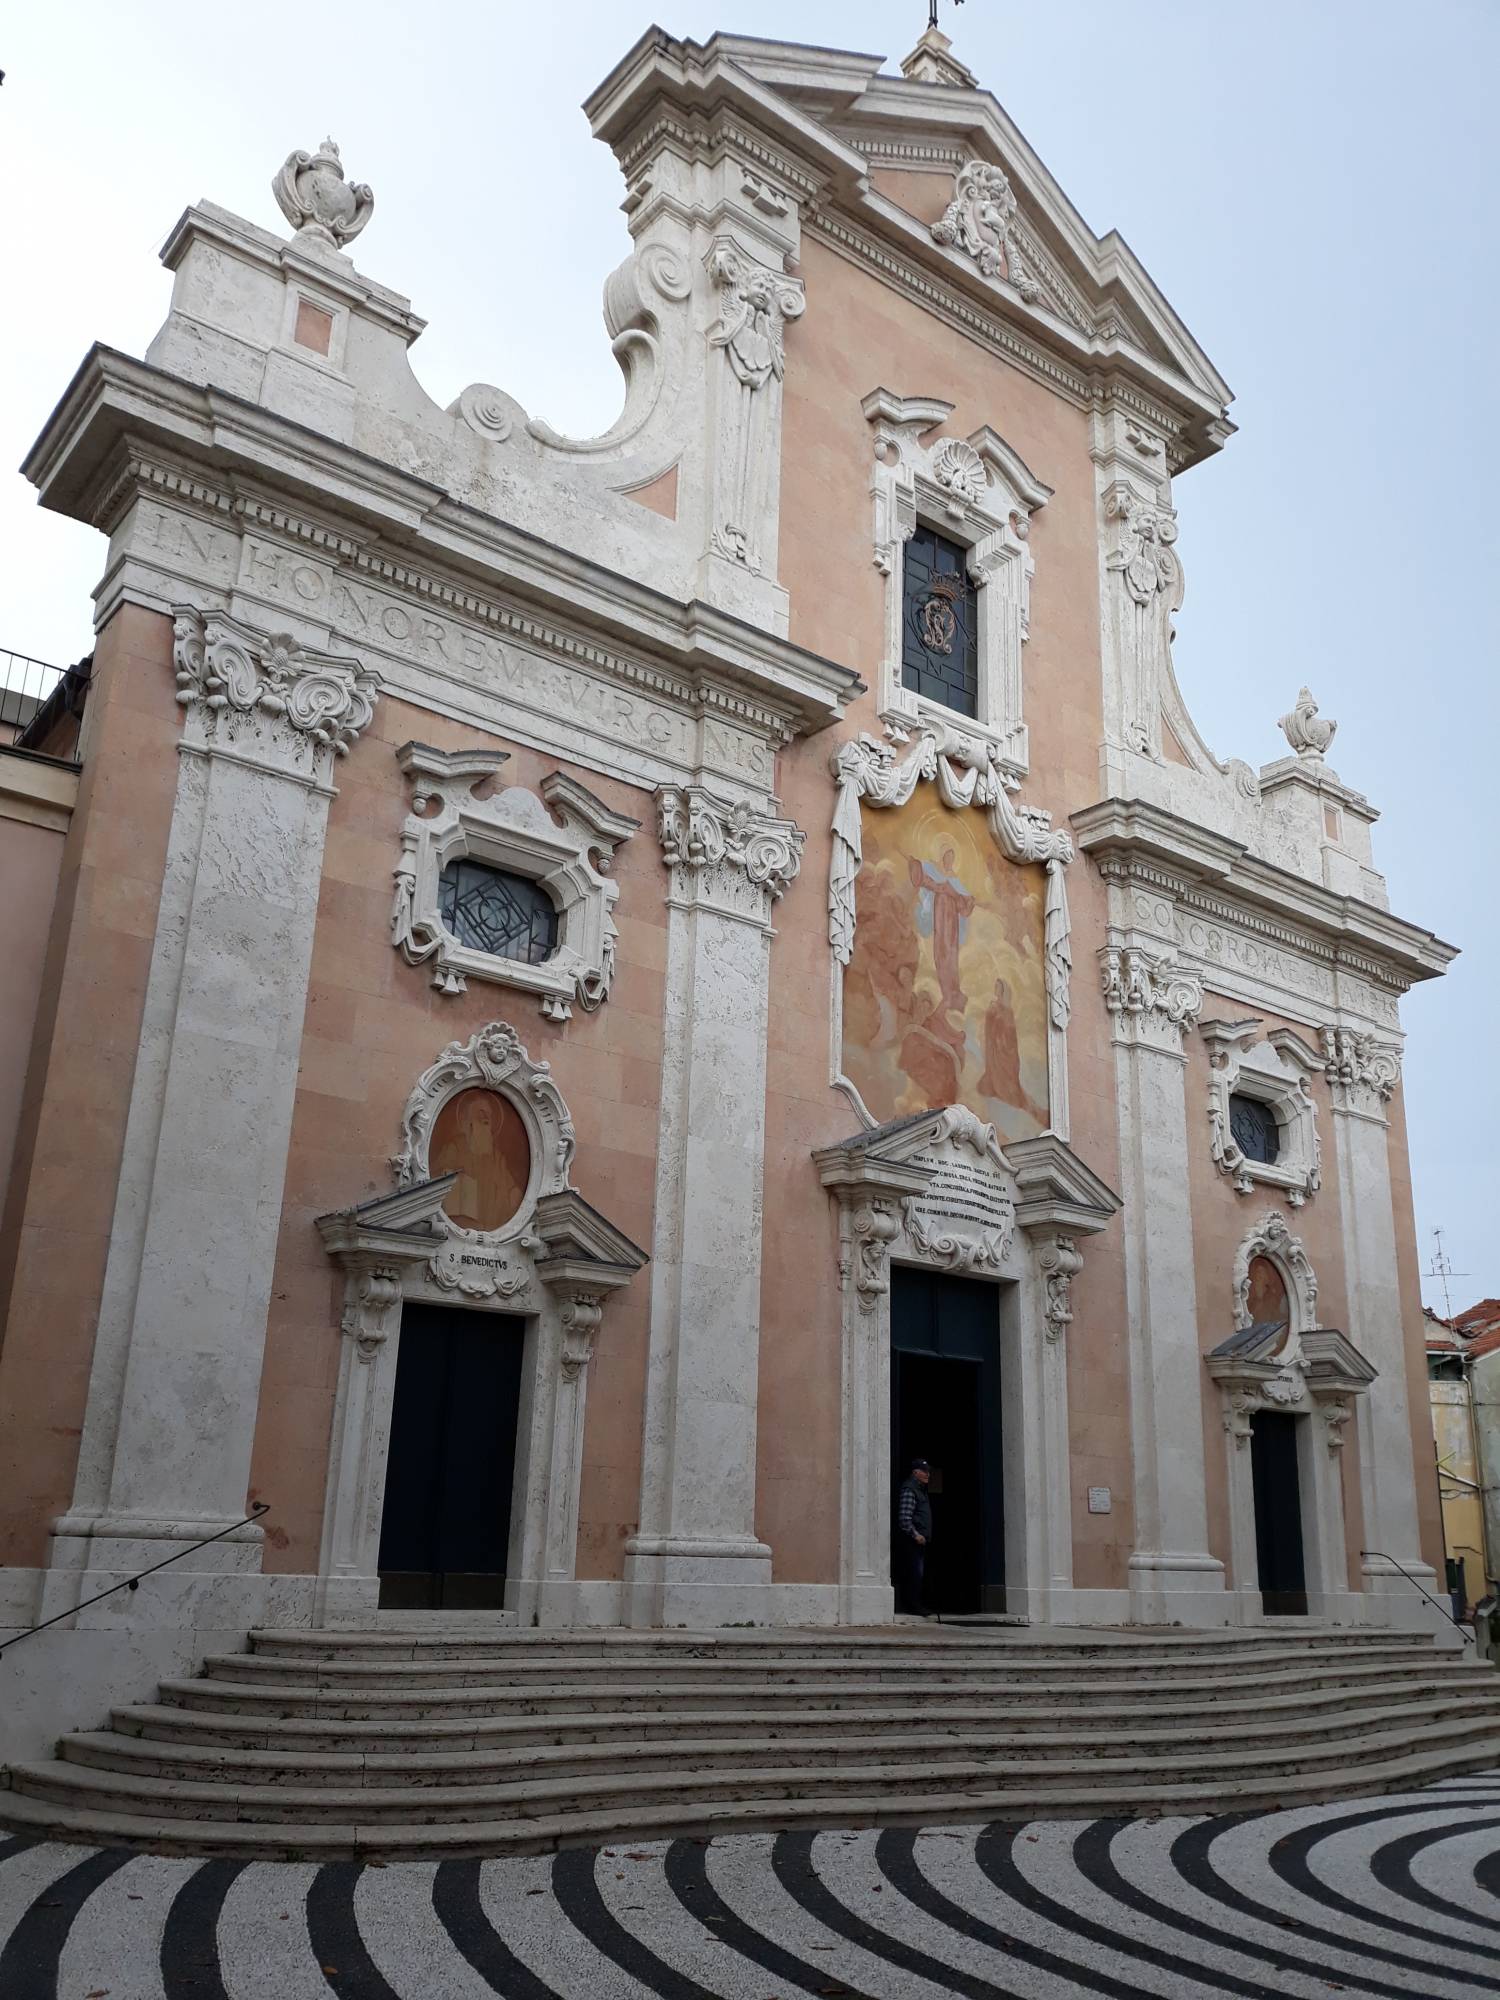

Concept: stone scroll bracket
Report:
left=827, top=725, right=1074, bottom=1140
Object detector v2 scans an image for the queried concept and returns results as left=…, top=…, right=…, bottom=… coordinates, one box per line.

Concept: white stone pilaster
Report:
left=45, top=607, right=378, bottom=1611
left=1321, top=1029, right=1433, bottom=1604
left=1101, top=941, right=1228, bottom=1622
left=625, top=783, right=803, bottom=1626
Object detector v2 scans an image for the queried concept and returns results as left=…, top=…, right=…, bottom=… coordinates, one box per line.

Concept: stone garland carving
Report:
left=272, top=138, right=373, bottom=252
left=828, top=728, right=1073, bottom=1033
left=931, top=159, right=1041, bottom=301
left=1102, top=489, right=1183, bottom=759
left=1036, top=1233, right=1083, bottom=1344
left=706, top=244, right=805, bottom=573
left=1279, top=686, right=1337, bottom=759
left=393, top=1021, right=575, bottom=1298
left=658, top=783, right=804, bottom=918
left=1231, top=1210, right=1318, bottom=1332
left=390, top=745, right=637, bottom=1019
left=1100, top=945, right=1204, bottom=1036
left=172, top=605, right=379, bottom=761
left=1320, top=1025, right=1401, bottom=1106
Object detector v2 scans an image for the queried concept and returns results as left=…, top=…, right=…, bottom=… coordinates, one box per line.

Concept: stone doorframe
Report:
left=1206, top=1212, right=1376, bottom=1625
left=313, top=1022, right=647, bottom=1627
left=813, top=1109, right=1120, bottom=1626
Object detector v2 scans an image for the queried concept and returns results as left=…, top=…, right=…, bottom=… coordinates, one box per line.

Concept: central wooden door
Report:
left=1250, top=1410, right=1308, bottom=1616
left=377, top=1304, right=525, bottom=1610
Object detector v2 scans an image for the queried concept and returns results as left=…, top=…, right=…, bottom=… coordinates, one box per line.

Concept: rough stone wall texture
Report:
left=765, top=222, right=1134, bottom=1591
left=247, top=692, right=666, bottom=1579
left=0, top=606, right=179, bottom=1565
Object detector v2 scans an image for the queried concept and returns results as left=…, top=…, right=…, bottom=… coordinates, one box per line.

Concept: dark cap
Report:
left=910, top=1457, right=930, bottom=1471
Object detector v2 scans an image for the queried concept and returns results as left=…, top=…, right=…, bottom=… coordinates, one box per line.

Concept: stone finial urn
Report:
left=272, top=138, right=373, bottom=252
left=1278, top=686, right=1337, bottom=759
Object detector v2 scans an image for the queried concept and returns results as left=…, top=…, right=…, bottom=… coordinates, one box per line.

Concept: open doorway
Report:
left=891, top=1266, right=1005, bottom=1614
left=377, top=1303, right=525, bottom=1610
left=1250, top=1409, right=1308, bottom=1615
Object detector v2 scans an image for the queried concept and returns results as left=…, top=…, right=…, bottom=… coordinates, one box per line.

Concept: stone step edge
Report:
left=61, top=1701, right=1500, bottom=1782
left=17, top=1717, right=1500, bottom=1815
left=3, top=1747, right=1498, bottom=1861
left=113, top=1678, right=1492, bottom=1744
left=205, top=1640, right=1446, bottom=1680
left=245, top=1626, right=1437, bottom=1655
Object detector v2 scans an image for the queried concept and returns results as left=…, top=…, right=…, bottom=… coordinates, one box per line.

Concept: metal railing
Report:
left=0, top=650, right=64, bottom=747
left=1362, top=1547, right=1473, bottom=1645
left=0, top=1503, right=271, bottom=1660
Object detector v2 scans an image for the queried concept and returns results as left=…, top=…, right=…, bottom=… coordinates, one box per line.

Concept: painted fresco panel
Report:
left=843, top=791, right=1048, bottom=1142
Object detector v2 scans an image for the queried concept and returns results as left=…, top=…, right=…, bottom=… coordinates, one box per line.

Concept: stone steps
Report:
left=4, top=1624, right=1493, bottom=1859
left=60, top=1696, right=1500, bottom=1790
left=107, top=1672, right=1471, bottom=1752
left=3, top=1735, right=1497, bottom=1863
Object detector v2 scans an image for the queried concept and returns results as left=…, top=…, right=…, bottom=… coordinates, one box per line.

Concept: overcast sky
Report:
left=3, top=1, right=1494, bottom=1313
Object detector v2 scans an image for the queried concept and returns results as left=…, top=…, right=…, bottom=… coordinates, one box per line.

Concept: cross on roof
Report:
left=929, top=0, right=965, bottom=26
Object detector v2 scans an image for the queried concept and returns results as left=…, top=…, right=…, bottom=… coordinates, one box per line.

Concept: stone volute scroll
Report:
left=272, top=138, right=373, bottom=253
left=390, top=742, right=639, bottom=1018
left=656, top=782, right=804, bottom=928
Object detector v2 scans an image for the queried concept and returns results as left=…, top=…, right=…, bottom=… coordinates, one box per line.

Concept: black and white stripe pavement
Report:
left=4, top=1776, right=1500, bottom=1996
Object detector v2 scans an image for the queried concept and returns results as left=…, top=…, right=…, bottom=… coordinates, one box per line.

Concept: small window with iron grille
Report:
left=438, top=857, right=558, bottom=966
left=1229, top=1093, right=1280, bottom=1166
left=901, top=525, right=978, bottom=719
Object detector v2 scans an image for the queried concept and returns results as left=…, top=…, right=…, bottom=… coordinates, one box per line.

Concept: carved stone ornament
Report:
left=558, top=1292, right=605, bottom=1381
left=657, top=783, right=804, bottom=925
left=1101, top=487, right=1184, bottom=759
left=1279, top=686, right=1337, bottom=760
left=932, top=159, right=1041, bottom=300
left=1201, top=1017, right=1323, bottom=1207
left=862, top=391, right=1051, bottom=770
left=1232, top=1210, right=1318, bottom=1333
left=172, top=605, right=379, bottom=768
left=390, top=743, right=638, bottom=1020
left=901, top=1106, right=1018, bottom=1275
left=846, top=1199, right=902, bottom=1314
left=705, top=243, right=805, bottom=574
left=393, top=1021, right=575, bottom=1300
left=272, top=138, right=373, bottom=251
left=1320, top=1024, right=1401, bottom=1112
left=1036, top=1233, right=1083, bottom=1344
left=341, top=1265, right=403, bottom=1364
left=1100, top=944, right=1203, bottom=1046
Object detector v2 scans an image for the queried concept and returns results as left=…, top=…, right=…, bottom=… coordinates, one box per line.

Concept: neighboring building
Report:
left=0, top=24, right=1456, bottom=1759
left=1425, top=1307, right=1487, bottom=1612
left=1455, top=1299, right=1500, bottom=1597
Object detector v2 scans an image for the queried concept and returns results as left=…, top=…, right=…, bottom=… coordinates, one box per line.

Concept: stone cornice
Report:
left=23, top=347, right=863, bottom=744
left=1072, top=796, right=1457, bottom=990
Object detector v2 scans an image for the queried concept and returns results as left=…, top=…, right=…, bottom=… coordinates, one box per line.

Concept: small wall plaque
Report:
left=1087, top=1486, right=1112, bottom=1515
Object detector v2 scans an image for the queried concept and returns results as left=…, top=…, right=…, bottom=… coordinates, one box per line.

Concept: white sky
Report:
left=2, top=1, right=1494, bottom=1314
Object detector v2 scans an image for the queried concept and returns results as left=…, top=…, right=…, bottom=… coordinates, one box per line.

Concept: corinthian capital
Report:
left=1101, top=944, right=1203, bottom=1050
left=1320, top=1025, right=1402, bottom=1115
left=172, top=605, right=379, bottom=774
left=657, top=783, right=804, bottom=925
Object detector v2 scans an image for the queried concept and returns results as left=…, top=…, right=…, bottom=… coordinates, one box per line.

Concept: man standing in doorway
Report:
left=896, top=1457, right=933, bottom=1616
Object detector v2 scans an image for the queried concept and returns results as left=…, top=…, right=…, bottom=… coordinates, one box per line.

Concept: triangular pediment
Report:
left=672, top=33, right=1234, bottom=464
left=1005, top=1132, right=1122, bottom=1237
left=531, top=1188, right=649, bottom=1273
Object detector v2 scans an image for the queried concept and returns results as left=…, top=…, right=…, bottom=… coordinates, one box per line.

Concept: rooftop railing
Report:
left=0, top=650, right=64, bottom=747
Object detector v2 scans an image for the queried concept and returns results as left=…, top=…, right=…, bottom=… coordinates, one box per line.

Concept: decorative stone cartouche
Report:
left=272, top=138, right=373, bottom=252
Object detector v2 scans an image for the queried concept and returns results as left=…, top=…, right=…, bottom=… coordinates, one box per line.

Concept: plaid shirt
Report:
left=897, top=1477, right=932, bottom=1541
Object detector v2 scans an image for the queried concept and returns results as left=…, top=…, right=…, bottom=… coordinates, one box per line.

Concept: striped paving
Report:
left=2, top=1776, right=1499, bottom=1996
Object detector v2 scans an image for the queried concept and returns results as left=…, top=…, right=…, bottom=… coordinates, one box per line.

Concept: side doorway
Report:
left=891, top=1265, right=1005, bottom=1614
left=377, top=1303, right=526, bottom=1610
left=1250, top=1409, right=1309, bottom=1616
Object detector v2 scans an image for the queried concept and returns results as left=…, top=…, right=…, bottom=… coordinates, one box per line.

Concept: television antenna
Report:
left=1425, top=1227, right=1469, bottom=1321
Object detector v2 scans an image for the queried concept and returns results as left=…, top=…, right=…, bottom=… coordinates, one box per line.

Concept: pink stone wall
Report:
left=0, top=810, right=69, bottom=1200
left=246, top=695, right=667, bottom=1580
left=0, top=607, right=180, bottom=1566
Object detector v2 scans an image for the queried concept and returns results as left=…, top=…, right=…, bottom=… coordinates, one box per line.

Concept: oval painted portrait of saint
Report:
left=428, top=1087, right=532, bottom=1234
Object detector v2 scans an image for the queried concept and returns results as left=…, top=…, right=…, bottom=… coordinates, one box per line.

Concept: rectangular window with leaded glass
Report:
left=901, top=525, right=978, bottom=719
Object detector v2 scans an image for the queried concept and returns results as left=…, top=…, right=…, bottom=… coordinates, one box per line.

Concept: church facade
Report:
left=0, top=25, right=1454, bottom=1754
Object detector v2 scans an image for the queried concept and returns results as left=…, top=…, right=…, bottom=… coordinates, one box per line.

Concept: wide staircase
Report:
left=3, top=1624, right=1498, bottom=1860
